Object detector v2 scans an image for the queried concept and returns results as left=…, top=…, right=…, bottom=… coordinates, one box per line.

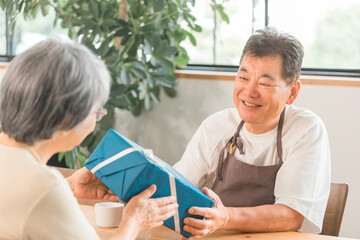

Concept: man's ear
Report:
left=286, top=79, right=301, bottom=105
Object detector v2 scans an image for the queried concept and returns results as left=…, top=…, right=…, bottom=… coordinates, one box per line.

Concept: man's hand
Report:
left=182, top=187, right=229, bottom=240
left=67, top=167, right=120, bottom=201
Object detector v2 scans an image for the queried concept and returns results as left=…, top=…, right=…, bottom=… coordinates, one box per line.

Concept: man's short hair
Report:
left=0, top=39, right=111, bottom=145
left=240, top=27, right=304, bottom=85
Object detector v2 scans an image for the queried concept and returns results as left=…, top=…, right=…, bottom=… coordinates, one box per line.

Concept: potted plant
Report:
left=0, top=0, right=228, bottom=168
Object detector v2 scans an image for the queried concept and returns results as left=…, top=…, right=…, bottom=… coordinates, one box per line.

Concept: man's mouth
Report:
left=242, top=100, right=261, bottom=107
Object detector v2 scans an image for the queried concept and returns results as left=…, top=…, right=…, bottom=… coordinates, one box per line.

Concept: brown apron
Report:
left=212, top=109, right=285, bottom=207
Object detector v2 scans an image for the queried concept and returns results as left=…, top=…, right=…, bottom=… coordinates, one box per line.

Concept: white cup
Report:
left=95, top=202, right=124, bottom=228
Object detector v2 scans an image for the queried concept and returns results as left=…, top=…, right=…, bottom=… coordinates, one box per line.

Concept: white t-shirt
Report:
left=174, top=105, right=331, bottom=233
left=0, top=144, right=98, bottom=240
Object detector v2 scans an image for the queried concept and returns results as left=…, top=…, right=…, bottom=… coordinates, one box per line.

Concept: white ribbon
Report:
left=90, top=148, right=137, bottom=174
left=142, top=149, right=180, bottom=234
left=90, top=148, right=181, bottom=233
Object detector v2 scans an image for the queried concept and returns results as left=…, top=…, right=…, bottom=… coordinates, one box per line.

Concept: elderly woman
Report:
left=175, top=27, right=331, bottom=239
left=0, top=39, right=177, bottom=239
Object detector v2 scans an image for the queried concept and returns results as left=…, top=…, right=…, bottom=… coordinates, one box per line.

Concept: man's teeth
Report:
left=244, top=101, right=259, bottom=107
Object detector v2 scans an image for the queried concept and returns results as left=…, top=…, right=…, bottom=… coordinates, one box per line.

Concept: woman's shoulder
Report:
left=0, top=146, right=63, bottom=199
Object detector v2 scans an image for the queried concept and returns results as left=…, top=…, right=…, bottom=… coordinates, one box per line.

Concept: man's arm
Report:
left=183, top=187, right=304, bottom=239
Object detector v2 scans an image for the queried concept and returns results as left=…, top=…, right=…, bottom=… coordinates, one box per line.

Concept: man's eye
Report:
left=259, top=82, right=270, bottom=87
left=238, top=77, right=247, bottom=81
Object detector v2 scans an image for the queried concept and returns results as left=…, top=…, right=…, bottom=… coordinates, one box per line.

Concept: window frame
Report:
left=1, top=2, right=360, bottom=79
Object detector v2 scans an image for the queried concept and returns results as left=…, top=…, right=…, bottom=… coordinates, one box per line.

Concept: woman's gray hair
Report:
left=240, top=27, right=304, bottom=85
left=0, top=39, right=111, bottom=145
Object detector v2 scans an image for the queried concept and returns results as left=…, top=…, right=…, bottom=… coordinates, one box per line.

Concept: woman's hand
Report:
left=182, top=187, right=229, bottom=240
left=67, top=167, right=120, bottom=201
left=121, top=185, right=178, bottom=233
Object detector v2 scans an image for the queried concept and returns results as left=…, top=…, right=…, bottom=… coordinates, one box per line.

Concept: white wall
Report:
left=0, top=66, right=359, bottom=238
left=114, top=77, right=360, bottom=239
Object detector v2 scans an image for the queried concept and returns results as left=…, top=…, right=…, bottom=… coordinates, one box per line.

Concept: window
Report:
left=1, top=1, right=360, bottom=76
left=269, top=0, right=360, bottom=70
left=0, top=8, right=68, bottom=57
left=0, top=10, right=6, bottom=55
left=182, top=0, right=360, bottom=75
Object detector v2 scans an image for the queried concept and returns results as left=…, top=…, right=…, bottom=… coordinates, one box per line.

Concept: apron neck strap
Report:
left=231, top=108, right=286, bottom=161
left=276, top=108, right=285, bottom=163
left=217, top=108, right=286, bottom=180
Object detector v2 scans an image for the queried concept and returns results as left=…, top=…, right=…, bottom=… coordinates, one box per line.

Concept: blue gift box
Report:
left=85, top=129, right=214, bottom=238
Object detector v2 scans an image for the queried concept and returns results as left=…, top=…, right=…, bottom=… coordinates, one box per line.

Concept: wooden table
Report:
left=80, top=205, right=356, bottom=240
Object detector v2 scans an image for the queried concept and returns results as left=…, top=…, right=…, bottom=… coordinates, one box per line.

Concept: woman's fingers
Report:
left=136, top=184, right=157, bottom=199
left=153, top=195, right=177, bottom=207
left=147, top=202, right=178, bottom=221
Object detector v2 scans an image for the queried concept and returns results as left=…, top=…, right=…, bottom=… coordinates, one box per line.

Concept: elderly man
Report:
left=174, top=27, right=331, bottom=239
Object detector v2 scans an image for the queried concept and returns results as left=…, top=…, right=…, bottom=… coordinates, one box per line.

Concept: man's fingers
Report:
left=183, top=223, right=210, bottom=237
left=183, top=217, right=212, bottom=229
left=136, top=185, right=157, bottom=199
left=202, top=187, right=220, bottom=204
left=188, top=206, right=214, bottom=219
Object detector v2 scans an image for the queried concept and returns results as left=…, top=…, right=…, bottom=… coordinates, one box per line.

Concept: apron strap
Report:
left=216, top=108, right=286, bottom=180
left=276, top=109, right=285, bottom=163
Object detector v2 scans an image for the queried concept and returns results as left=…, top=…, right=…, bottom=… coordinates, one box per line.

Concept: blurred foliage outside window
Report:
left=0, top=10, right=6, bottom=55
left=183, top=0, right=360, bottom=70
left=1, top=0, right=360, bottom=70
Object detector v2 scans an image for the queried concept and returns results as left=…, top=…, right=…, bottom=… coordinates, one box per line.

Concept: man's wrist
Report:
left=219, top=207, right=230, bottom=231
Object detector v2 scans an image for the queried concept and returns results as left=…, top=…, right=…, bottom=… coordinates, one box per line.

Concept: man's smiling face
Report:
left=233, top=54, right=296, bottom=134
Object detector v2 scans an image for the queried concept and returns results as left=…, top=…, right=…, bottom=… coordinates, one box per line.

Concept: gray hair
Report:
left=240, top=27, right=304, bottom=85
left=0, top=39, right=111, bottom=145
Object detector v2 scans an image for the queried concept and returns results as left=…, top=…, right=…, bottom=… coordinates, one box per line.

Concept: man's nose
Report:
left=245, top=79, right=259, bottom=98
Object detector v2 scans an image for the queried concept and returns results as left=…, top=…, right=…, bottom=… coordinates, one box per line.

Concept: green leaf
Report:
left=99, top=1, right=106, bottom=17
left=89, top=0, right=99, bottom=20
left=153, top=0, right=164, bottom=12
left=144, top=38, right=153, bottom=55
left=131, top=102, right=142, bottom=116
left=156, top=58, right=174, bottom=71
left=163, top=86, right=177, bottom=97
left=151, top=35, right=161, bottom=50
left=102, top=19, right=119, bottom=28
left=153, top=74, right=176, bottom=88
left=215, top=5, right=230, bottom=24
left=131, top=67, right=147, bottom=79
left=39, top=1, right=48, bottom=17
left=193, top=24, right=202, bottom=32
left=144, top=94, right=152, bottom=110
left=173, top=55, right=189, bottom=67
left=58, top=152, right=65, bottom=161
left=147, top=75, right=155, bottom=88
left=98, top=38, right=112, bottom=56
left=108, top=95, right=130, bottom=109
left=110, top=84, right=127, bottom=97
left=187, top=31, right=197, bottom=46
left=133, top=61, right=146, bottom=71
left=115, top=28, right=129, bottom=37
left=81, top=134, right=96, bottom=147
left=120, top=69, right=131, bottom=85
left=150, top=92, right=160, bottom=103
